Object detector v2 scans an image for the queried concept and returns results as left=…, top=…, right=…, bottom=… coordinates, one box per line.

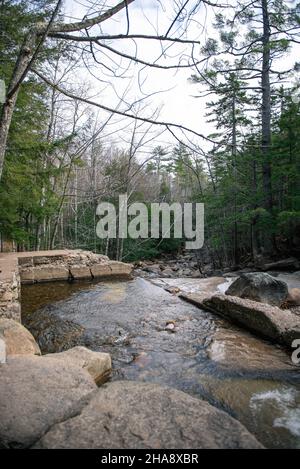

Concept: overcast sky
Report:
left=60, top=0, right=299, bottom=158
left=61, top=0, right=212, bottom=155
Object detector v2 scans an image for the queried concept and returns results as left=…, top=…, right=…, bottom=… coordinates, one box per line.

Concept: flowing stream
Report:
left=21, top=276, right=300, bottom=449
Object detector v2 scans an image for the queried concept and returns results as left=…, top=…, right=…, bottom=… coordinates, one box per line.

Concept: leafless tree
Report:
left=0, top=0, right=223, bottom=180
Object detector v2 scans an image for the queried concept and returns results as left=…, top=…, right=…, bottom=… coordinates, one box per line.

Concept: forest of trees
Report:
left=0, top=0, right=299, bottom=268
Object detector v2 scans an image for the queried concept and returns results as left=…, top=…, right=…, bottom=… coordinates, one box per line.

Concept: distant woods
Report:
left=0, top=0, right=299, bottom=267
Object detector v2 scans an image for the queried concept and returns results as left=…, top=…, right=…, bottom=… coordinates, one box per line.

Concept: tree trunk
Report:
left=232, top=91, right=239, bottom=266
left=261, top=0, right=273, bottom=212
left=0, top=32, right=36, bottom=179
left=251, top=159, right=260, bottom=260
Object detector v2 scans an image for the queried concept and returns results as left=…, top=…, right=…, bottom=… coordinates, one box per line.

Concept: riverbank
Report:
left=134, top=254, right=300, bottom=279
left=1, top=250, right=300, bottom=448
left=21, top=275, right=300, bottom=448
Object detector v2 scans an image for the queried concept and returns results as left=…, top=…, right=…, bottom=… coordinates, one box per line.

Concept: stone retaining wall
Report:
left=0, top=255, right=21, bottom=322
left=0, top=250, right=133, bottom=322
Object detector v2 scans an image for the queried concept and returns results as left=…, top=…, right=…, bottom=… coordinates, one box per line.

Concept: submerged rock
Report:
left=25, top=308, right=84, bottom=354
left=34, top=381, right=263, bottom=449
left=207, top=326, right=297, bottom=372
left=226, top=273, right=288, bottom=307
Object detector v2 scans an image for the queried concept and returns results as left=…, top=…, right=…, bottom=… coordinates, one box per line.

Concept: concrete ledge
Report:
left=21, top=265, right=70, bottom=283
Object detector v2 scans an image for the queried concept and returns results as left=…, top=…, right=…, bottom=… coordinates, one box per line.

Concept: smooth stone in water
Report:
left=26, top=309, right=84, bottom=354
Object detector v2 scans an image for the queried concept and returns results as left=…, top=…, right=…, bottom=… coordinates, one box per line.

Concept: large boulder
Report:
left=0, top=355, right=96, bottom=448
left=34, top=381, right=263, bottom=449
left=203, top=294, right=300, bottom=347
left=0, top=318, right=41, bottom=357
left=226, top=273, right=288, bottom=307
left=44, top=346, right=111, bottom=385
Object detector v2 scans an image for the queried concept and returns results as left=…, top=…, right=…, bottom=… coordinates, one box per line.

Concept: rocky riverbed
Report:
left=21, top=275, right=300, bottom=449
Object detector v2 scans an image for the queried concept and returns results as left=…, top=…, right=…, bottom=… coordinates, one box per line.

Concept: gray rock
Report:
left=109, top=261, right=133, bottom=277
left=203, top=294, right=300, bottom=347
left=0, top=355, right=96, bottom=448
left=179, top=291, right=212, bottom=307
left=34, top=381, right=263, bottom=449
left=143, top=265, right=161, bottom=275
left=165, top=286, right=180, bottom=295
left=161, top=268, right=175, bottom=278
left=191, top=271, right=203, bottom=278
left=31, top=265, right=70, bottom=282
left=44, top=346, right=111, bottom=385
left=226, top=273, right=288, bottom=306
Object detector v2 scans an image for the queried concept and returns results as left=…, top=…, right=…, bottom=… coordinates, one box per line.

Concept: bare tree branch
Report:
left=44, top=0, right=135, bottom=34
left=49, top=33, right=200, bottom=45
left=32, top=68, right=220, bottom=146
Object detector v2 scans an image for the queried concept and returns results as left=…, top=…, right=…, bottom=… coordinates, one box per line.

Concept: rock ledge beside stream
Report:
left=202, top=294, right=300, bottom=347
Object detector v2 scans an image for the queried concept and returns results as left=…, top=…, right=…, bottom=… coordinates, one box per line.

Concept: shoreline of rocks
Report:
left=178, top=273, right=300, bottom=349
left=1, top=252, right=299, bottom=449
left=0, top=315, right=264, bottom=449
left=134, top=255, right=300, bottom=280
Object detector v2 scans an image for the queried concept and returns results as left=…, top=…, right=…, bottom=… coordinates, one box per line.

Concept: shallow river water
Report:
left=21, top=277, right=300, bottom=449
